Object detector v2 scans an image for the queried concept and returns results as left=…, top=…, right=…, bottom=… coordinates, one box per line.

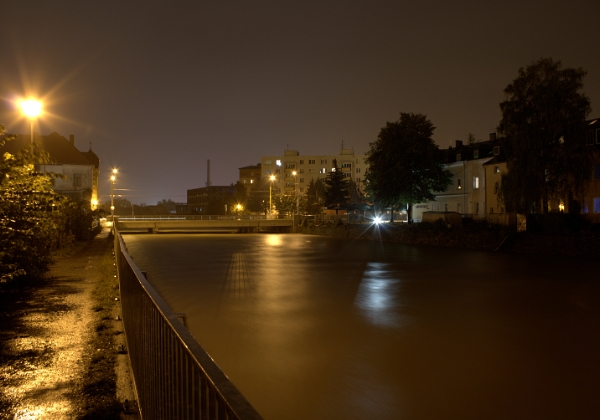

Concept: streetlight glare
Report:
left=19, top=99, right=43, bottom=119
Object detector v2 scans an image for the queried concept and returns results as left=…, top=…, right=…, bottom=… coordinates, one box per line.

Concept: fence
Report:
left=115, top=233, right=263, bottom=419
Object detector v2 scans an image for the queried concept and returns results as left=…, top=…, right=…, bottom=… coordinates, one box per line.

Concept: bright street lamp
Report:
left=269, top=175, right=276, bottom=217
left=110, top=169, right=117, bottom=228
left=18, top=99, right=43, bottom=144
left=292, top=170, right=299, bottom=215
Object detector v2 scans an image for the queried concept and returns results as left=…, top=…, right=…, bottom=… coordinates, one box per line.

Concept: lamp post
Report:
left=18, top=99, right=43, bottom=144
left=269, top=175, right=275, bottom=217
left=110, top=169, right=117, bottom=229
left=292, top=170, right=299, bottom=215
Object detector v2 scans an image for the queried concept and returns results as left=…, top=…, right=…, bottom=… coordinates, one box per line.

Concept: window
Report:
left=594, top=198, right=600, bottom=213
left=456, top=153, right=461, bottom=162
left=594, top=164, right=600, bottom=180
left=473, top=150, right=479, bottom=159
left=285, top=163, right=296, bottom=169
left=356, top=177, right=361, bottom=183
left=300, top=178, right=304, bottom=183
left=457, top=178, right=462, bottom=189
left=276, top=160, right=282, bottom=166
left=275, top=169, right=280, bottom=174
left=308, top=168, right=315, bottom=173
left=473, top=177, right=479, bottom=189
left=308, top=159, right=315, bottom=164
left=356, top=168, right=361, bottom=173
left=265, top=169, right=272, bottom=175
left=250, top=179, right=254, bottom=184
left=74, top=173, right=81, bottom=188
left=493, top=146, right=500, bottom=156
left=494, top=166, right=500, bottom=174
left=320, top=168, right=327, bottom=174
left=243, top=179, right=247, bottom=183
left=299, top=168, right=304, bottom=174
left=474, top=202, right=479, bottom=214
left=320, top=159, right=327, bottom=164
left=299, top=160, right=304, bottom=164
left=265, top=160, right=272, bottom=165
left=341, top=163, right=352, bottom=168
left=494, top=182, right=499, bottom=194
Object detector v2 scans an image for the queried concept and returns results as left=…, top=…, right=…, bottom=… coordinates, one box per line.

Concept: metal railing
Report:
left=115, top=233, right=263, bottom=420
left=117, top=214, right=290, bottom=221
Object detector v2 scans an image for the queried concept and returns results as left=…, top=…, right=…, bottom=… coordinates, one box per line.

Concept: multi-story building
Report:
left=412, top=135, right=500, bottom=222
left=582, top=118, right=600, bottom=223
left=238, top=164, right=261, bottom=193
left=0, top=131, right=100, bottom=209
left=260, top=149, right=367, bottom=196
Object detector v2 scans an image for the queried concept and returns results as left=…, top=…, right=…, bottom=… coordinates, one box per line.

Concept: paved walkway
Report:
left=0, top=228, right=137, bottom=419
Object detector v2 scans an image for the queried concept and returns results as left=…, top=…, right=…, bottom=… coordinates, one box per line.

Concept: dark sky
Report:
left=1, top=0, right=599, bottom=205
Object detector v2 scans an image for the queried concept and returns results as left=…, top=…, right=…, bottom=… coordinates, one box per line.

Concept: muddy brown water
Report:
left=123, top=233, right=600, bottom=420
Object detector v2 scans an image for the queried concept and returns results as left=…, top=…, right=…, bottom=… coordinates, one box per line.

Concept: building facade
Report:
left=260, top=149, right=367, bottom=197
left=0, top=132, right=99, bottom=208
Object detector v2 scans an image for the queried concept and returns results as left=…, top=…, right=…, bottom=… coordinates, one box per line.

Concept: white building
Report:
left=261, top=149, right=367, bottom=195
left=0, top=131, right=100, bottom=208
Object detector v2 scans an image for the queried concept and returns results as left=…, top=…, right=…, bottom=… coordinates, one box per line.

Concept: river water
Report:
left=122, top=233, right=600, bottom=420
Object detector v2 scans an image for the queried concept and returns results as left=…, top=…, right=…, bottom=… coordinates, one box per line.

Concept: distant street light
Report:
left=269, top=175, right=276, bottom=217
left=110, top=169, right=117, bottom=229
left=18, top=99, right=43, bottom=144
left=292, top=170, right=299, bottom=215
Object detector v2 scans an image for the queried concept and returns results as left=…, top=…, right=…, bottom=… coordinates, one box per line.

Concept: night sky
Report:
left=1, top=0, right=599, bottom=205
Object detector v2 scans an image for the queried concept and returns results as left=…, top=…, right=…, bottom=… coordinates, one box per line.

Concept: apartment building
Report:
left=260, top=149, right=367, bottom=196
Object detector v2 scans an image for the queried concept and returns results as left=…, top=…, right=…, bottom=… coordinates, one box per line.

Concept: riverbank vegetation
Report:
left=1, top=125, right=101, bottom=285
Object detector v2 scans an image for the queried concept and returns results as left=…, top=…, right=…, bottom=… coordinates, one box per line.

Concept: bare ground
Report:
left=0, top=227, right=138, bottom=419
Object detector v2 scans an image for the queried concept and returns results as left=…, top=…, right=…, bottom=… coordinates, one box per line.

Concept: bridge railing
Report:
left=115, top=232, right=263, bottom=420
left=117, top=214, right=291, bottom=221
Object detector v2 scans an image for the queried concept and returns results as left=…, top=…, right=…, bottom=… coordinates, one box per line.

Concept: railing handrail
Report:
left=116, top=232, right=263, bottom=419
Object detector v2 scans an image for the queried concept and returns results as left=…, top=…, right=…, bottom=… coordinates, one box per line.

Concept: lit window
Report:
left=320, top=168, right=327, bottom=174
left=594, top=198, right=600, bottom=213
left=494, top=166, right=500, bottom=174
left=473, top=150, right=479, bottom=159
left=456, top=153, right=461, bottom=161
left=457, top=178, right=461, bottom=189
left=473, top=177, right=479, bottom=189
left=276, top=160, right=282, bottom=166
left=250, top=179, right=254, bottom=184
left=265, top=160, right=272, bottom=165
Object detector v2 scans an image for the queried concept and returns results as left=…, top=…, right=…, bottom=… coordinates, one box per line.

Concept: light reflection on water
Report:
left=354, top=262, right=406, bottom=328
left=123, top=233, right=600, bottom=420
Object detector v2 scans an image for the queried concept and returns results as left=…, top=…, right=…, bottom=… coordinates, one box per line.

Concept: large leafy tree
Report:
left=365, top=113, right=451, bottom=221
left=1, top=126, right=68, bottom=282
left=498, top=58, right=591, bottom=214
left=324, top=160, right=349, bottom=209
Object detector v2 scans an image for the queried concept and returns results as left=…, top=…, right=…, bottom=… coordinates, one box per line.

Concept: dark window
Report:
left=594, top=164, right=600, bottom=180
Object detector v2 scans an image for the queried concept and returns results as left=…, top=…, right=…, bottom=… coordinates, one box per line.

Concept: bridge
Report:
left=115, top=215, right=295, bottom=233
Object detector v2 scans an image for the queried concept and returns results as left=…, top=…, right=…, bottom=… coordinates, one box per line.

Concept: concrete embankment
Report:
left=298, top=222, right=600, bottom=258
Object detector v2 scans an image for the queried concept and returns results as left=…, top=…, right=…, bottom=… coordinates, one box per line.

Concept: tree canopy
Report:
left=324, top=160, right=349, bottom=209
left=497, top=58, right=591, bottom=213
left=364, top=113, right=451, bottom=220
left=1, top=126, right=96, bottom=282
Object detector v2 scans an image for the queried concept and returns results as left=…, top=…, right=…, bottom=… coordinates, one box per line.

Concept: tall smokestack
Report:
left=206, top=159, right=211, bottom=187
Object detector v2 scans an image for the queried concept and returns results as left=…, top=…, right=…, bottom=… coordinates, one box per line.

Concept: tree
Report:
left=324, top=160, right=349, bottom=210
left=303, top=178, right=326, bottom=214
left=364, top=113, right=452, bottom=222
left=1, top=126, right=68, bottom=282
left=498, top=58, right=591, bottom=214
